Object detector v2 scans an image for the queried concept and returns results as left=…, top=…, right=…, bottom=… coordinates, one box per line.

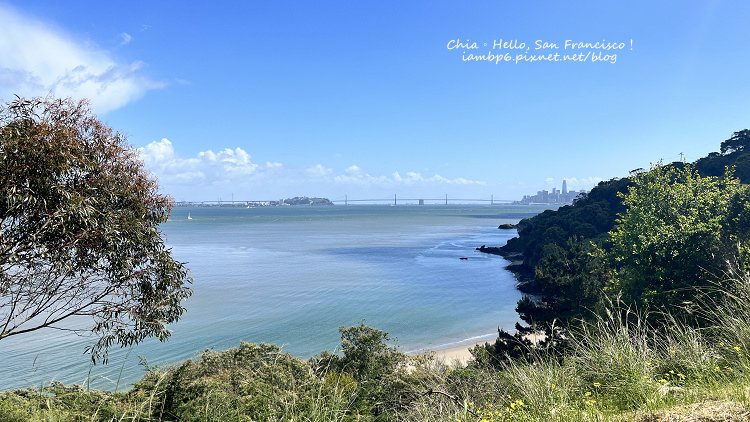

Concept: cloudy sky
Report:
left=2, top=1, right=749, bottom=201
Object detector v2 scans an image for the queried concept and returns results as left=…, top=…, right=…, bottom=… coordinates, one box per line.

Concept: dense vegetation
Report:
left=499, top=130, right=750, bottom=335
left=504, top=130, right=750, bottom=278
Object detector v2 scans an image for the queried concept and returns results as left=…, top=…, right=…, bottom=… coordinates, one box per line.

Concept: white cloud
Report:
left=140, top=137, right=176, bottom=163
left=345, top=165, right=362, bottom=175
left=334, top=165, right=484, bottom=186
left=334, top=170, right=390, bottom=185
left=198, top=147, right=258, bottom=176
left=138, top=142, right=485, bottom=199
left=306, top=164, right=332, bottom=177
left=138, top=139, right=276, bottom=185
left=119, top=32, right=132, bottom=46
left=0, top=5, right=161, bottom=113
left=393, top=171, right=485, bottom=186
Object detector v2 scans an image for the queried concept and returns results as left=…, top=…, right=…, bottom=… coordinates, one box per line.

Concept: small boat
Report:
left=187, top=212, right=193, bottom=220
left=459, top=257, right=468, bottom=260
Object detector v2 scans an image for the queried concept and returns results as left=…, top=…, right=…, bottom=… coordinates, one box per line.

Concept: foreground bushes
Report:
left=132, top=342, right=350, bottom=421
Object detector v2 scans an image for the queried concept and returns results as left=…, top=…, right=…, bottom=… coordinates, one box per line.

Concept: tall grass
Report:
left=566, top=301, right=659, bottom=411
left=400, top=268, right=750, bottom=421
left=700, top=261, right=750, bottom=376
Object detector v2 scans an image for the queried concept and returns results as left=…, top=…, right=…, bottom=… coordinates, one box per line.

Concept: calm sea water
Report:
left=0, top=204, right=549, bottom=390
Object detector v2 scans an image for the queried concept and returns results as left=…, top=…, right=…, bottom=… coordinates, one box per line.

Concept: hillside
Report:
left=494, top=130, right=750, bottom=331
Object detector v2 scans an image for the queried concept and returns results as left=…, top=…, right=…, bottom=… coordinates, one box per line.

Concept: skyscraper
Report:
left=562, top=179, right=568, bottom=195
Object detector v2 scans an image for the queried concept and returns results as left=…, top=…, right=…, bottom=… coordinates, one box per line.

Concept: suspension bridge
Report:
left=175, top=194, right=515, bottom=207
left=334, top=194, right=514, bottom=205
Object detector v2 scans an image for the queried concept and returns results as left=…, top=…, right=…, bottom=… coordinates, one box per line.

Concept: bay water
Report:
left=0, top=204, right=549, bottom=390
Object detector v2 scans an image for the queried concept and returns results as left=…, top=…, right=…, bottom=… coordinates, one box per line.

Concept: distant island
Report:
left=281, top=196, right=334, bottom=206
left=175, top=196, right=334, bottom=207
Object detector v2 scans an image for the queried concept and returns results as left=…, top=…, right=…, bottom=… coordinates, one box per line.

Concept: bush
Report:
left=133, top=342, right=354, bottom=421
left=311, top=323, right=423, bottom=419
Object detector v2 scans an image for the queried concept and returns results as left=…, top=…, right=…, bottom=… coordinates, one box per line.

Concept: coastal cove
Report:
left=0, top=204, right=551, bottom=391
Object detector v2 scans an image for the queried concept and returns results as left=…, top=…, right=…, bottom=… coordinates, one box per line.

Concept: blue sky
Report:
left=2, top=1, right=749, bottom=201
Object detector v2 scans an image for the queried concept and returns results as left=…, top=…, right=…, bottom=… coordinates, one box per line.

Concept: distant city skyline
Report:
left=1, top=1, right=749, bottom=201
left=515, top=179, right=586, bottom=205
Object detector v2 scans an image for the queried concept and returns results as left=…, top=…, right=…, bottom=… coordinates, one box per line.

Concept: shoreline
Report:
left=419, top=341, right=486, bottom=365
left=476, top=245, right=540, bottom=294
left=405, top=333, right=498, bottom=365
left=408, top=234, right=540, bottom=366
left=409, top=331, right=546, bottom=366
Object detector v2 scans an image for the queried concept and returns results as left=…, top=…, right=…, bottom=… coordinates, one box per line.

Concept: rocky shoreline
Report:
left=475, top=245, right=540, bottom=295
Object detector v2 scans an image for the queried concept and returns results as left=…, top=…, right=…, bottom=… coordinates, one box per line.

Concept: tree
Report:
left=0, top=97, right=192, bottom=361
left=720, top=129, right=750, bottom=155
left=524, top=237, right=607, bottom=326
left=608, top=163, right=743, bottom=316
left=311, top=324, right=418, bottom=416
left=470, top=327, right=534, bottom=368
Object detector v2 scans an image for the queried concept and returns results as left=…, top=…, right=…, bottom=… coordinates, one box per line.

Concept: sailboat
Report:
left=187, top=212, right=193, bottom=220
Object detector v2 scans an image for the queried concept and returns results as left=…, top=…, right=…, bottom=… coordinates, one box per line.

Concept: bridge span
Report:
left=333, top=194, right=513, bottom=206
left=175, top=195, right=515, bottom=207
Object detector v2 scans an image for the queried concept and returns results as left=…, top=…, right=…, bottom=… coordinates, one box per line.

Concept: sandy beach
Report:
left=428, top=342, right=485, bottom=365
left=415, top=332, right=546, bottom=366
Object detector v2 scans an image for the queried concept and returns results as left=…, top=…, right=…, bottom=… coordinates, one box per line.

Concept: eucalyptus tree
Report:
left=0, top=97, right=191, bottom=361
